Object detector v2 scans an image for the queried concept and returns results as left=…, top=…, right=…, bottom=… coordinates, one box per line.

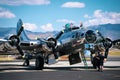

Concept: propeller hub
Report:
left=103, top=38, right=112, bottom=49
left=47, top=38, right=57, bottom=48
left=9, top=35, right=20, bottom=46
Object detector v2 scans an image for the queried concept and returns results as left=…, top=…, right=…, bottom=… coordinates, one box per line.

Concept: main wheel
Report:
left=35, top=54, right=44, bottom=70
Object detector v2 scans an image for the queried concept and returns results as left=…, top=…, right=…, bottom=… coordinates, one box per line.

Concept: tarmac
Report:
left=0, top=58, right=120, bottom=80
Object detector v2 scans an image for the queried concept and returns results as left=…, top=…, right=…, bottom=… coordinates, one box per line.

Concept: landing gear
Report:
left=35, top=54, right=44, bottom=70
left=22, top=53, right=33, bottom=66
left=23, top=59, right=30, bottom=66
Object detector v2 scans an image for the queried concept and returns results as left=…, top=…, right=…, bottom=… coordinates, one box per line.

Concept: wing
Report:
left=0, top=39, right=9, bottom=43
left=112, top=39, right=120, bottom=49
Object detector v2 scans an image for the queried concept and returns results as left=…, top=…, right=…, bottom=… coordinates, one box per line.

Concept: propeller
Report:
left=112, top=39, right=120, bottom=49
left=96, top=30, right=112, bottom=58
left=45, top=30, right=65, bottom=60
left=46, top=30, right=64, bottom=49
left=8, top=19, right=24, bottom=56
left=47, top=38, right=57, bottom=49
left=16, top=19, right=24, bottom=56
left=17, top=26, right=23, bottom=37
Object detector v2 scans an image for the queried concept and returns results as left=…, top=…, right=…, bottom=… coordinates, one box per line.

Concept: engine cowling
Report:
left=9, top=35, right=20, bottom=47
left=103, top=38, right=112, bottom=49
left=47, top=38, right=57, bottom=49
left=85, top=30, right=97, bottom=43
left=2, top=35, right=20, bottom=51
left=4, top=42, right=16, bottom=50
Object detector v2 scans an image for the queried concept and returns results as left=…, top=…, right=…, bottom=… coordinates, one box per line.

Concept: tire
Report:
left=35, top=54, right=44, bottom=70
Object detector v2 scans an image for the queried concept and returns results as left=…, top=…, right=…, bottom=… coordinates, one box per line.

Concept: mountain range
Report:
left=88, top=24, right=120, bottom=41
left=0, top=24, right=120, bottom=41
left=0, top=27, right=56, bottom=39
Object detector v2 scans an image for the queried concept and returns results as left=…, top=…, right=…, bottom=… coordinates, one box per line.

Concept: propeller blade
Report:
left=17, top=26, right=23, bottom=37
left=16, top=44, right=24, bottom=56
left=96, top=30, right=112, bottom=58
left=16, top=19, right=24, bottom=37
left=96, top=30, right=104, bottom=40
left=96, top=30, right=112, bottom=48
left=112, top=39, right=120, bottom=45
left=104, top=48, right=109, bottom=58
left=55, top=30, right=64, bottom=40
left=0, top=39, right=11, bottom=43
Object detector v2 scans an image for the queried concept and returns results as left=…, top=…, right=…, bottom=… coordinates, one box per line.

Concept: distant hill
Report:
left=0, top=27, right=55, bottom=39
left=0, top=27, right=16, bottom=37
left=87, top=24, right=120, bottom=40
left=0, top=24, right=120, bottom=40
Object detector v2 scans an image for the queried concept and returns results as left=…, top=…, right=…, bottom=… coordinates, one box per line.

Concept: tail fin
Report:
left=16, top=19, right=29, bottom=41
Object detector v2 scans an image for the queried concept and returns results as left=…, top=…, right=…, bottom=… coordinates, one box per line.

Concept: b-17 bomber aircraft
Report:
left=0, top=19, right=117, bottom=70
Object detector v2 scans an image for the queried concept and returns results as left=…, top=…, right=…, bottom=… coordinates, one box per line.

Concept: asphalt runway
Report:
left=0, top=58, right=120, bottom=80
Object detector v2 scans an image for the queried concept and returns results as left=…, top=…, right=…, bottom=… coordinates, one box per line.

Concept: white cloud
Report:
left=41, top=23, right=54, bottom=32
left=0, top=7, right=15, bottom=18
left=56, top=19, right=76, bottom=23
left=84, top=14, right=92, bottom=19
left=0, top=0, right=50, bottom=5
left=84, top=10, right=120, bottom=26
left=61, top=2, right=85, bottom=8
left=23, top=23, right=38, bottom=31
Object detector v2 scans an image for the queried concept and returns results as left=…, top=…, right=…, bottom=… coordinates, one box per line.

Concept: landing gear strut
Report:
left=22, top=53, right=33, bottom=66
left=23, top=59, right=30, bottom=66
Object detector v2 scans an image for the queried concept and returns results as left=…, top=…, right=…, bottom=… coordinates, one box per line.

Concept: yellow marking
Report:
left=0, top=57, right=15, bottom=61
left=0, top=55, right=15, bottom=61
left=109, top=50, right=120, bottom=56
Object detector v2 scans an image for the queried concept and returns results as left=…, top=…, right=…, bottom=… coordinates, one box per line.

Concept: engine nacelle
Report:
left=9, top=35, right=20, bottom=46
left=3, top=42, right=16, bottom=51
left=47, top=37, right=57, bottom=49
left=85, top=30, right=97, bottom=43
left=103, top=38, right=112, bottom=49
left=2, top=35, right=20, bottom=51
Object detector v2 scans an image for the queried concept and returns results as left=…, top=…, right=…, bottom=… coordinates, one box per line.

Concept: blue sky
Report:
left=0, top=0, right=120, bottom=32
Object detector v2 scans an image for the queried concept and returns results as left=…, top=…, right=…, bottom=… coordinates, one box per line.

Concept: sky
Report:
left=0, top=0, right=120, bottom=32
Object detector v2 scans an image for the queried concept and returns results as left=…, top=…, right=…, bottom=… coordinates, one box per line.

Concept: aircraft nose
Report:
left=85, top=30, right=97, bottom=43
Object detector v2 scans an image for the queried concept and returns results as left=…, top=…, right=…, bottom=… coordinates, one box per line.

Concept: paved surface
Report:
left=0, top=60, right=120, bottom=80
left=0, top=70, right=120, bottom=80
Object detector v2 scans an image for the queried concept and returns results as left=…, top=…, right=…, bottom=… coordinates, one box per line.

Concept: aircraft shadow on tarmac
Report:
left=0, top=64, right=120, bottom=71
